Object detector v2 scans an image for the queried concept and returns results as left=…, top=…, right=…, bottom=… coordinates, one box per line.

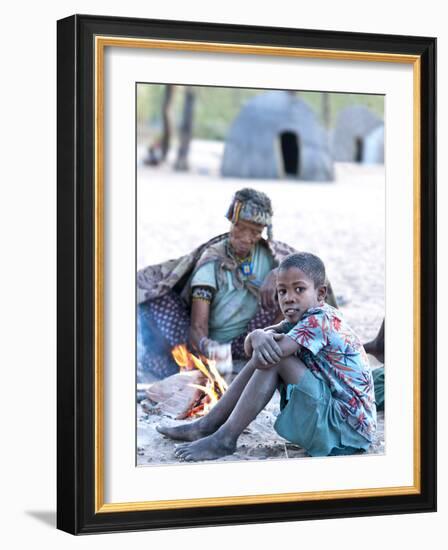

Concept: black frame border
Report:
left=57, top=14, right=436, bottom=534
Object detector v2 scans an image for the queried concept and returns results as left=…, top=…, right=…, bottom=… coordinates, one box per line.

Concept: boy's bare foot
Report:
left=156, top=419, right=215, bottom=442
left=174, top=433, right=236, bottom=461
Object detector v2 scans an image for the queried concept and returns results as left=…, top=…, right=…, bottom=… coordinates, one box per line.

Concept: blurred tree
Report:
left=161, top=84, right=175, bottom=161
left=175, top=87, right=196, bottom=171
left=143, top=85, right=175, bottom=166
left=322, top=92, right=331, bottom=128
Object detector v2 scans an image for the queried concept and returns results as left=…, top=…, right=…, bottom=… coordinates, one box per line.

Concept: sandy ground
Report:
left=137, top=139, right=385, bottom=466
left=137, top=396, right=385, bottom=466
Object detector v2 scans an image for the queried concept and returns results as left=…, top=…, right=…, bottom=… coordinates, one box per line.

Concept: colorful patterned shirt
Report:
left=283, top=304, right=377, bottom=441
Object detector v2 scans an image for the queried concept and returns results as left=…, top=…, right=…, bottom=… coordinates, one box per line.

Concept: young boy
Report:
left=157, top=252, right=376, bottom=460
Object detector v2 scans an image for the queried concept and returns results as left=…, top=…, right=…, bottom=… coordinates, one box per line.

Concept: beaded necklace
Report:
left=237, top=254, right=253, bottom=278
left=227, top=241, right=254, bottom=279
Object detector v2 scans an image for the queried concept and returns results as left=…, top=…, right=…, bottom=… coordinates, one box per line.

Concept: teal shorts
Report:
left=274, top=369, right=372, bottom=457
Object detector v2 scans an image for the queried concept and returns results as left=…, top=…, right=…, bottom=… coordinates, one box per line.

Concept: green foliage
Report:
left=137, top=84, right=384, bottom=141
left=297, top=91, right=384, bottom=127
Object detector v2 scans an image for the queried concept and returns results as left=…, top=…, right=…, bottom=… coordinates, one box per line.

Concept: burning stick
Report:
left=171, top=344, right=228, bottom=417
left=144, top=370, right=206, bottom=419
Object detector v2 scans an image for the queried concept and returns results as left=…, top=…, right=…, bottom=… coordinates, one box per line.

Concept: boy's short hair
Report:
left=278, top=252, right=326, bottom=288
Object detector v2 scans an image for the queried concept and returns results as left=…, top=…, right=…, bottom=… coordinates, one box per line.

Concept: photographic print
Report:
left=136, top=84, right=386, bottom=466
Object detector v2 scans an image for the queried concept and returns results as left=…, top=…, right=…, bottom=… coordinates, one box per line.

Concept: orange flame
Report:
left=171, top=344, right=228, bottom=417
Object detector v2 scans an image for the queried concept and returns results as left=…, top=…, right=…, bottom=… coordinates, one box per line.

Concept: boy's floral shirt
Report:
left=282, top=304, right=377, bottom=441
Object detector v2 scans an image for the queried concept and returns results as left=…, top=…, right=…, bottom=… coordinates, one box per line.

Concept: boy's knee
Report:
left=278, top=355, right=307, bottom=373
left=278, top=355, right=300, bottom=367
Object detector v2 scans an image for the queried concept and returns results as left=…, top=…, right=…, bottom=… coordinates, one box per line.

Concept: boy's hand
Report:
left=250, top=329, right=284, bottom=365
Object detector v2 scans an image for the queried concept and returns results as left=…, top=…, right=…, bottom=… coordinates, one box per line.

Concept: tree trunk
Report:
left=175, top=87, right=196, bottom=171
left=321, top=92, right=331, bottom=129
left=160, top=84, right=175, bottom=161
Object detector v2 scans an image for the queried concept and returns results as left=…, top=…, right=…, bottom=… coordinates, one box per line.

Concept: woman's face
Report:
left=229, top=219, right=265, bottom=257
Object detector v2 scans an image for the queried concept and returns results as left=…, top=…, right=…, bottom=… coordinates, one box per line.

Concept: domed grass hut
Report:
left=363, top=124, right=384, bottom=164
left=332, top=105, right=383, bottom=163
left=221, top=91, right=334, bottom=181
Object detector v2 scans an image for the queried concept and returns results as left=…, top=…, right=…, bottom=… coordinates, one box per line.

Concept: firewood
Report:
left=146, top=370, right=206, bottom=419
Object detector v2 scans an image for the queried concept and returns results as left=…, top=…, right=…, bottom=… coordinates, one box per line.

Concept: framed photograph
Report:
left=57, top=14, right=436, bottom=534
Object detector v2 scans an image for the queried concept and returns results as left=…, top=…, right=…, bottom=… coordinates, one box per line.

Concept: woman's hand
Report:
left=250, top=329, right=284, bottom=366
left=200, top=337, right=222, bottom=359
left=259, top=268, right=278, bottom=310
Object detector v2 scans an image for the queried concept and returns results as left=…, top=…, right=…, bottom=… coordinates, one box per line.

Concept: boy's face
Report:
left=277, top=267, right=326, bottom=324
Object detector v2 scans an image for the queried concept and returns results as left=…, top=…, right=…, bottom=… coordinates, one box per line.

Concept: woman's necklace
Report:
left=228, top=242, right=254, bottom=278
left=238, top=255, right=253, bottom=277
left=235, top=252, right=253, bottom=278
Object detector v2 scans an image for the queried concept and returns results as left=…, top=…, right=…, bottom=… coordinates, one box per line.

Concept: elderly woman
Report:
left=137, top=188, right=337, bottom=380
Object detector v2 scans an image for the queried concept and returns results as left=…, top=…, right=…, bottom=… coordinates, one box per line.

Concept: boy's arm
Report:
left=244, top=328, right=281, bottom=360
left=243, top=319, right=291, bottom=360
left=243, top=324, right=280, bottom=357
left=245, top=325, right=300, bottom=366
left=254, top=334, right=300, bottom=369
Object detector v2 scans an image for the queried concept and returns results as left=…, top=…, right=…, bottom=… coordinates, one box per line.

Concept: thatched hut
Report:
left=332, top=105, right=383, bottom=163
left=221, top=91, right=334, bottom=181
left=363, top=124, right=384, bottom=164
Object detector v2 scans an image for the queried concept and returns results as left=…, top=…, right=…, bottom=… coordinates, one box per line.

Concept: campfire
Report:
left=171, top=344, right=228, bottom=418
left=143, top=344, right=229, bottom=420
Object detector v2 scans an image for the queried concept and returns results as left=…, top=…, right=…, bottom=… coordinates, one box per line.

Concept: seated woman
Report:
left=137, top=188, right=338, bottom=379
